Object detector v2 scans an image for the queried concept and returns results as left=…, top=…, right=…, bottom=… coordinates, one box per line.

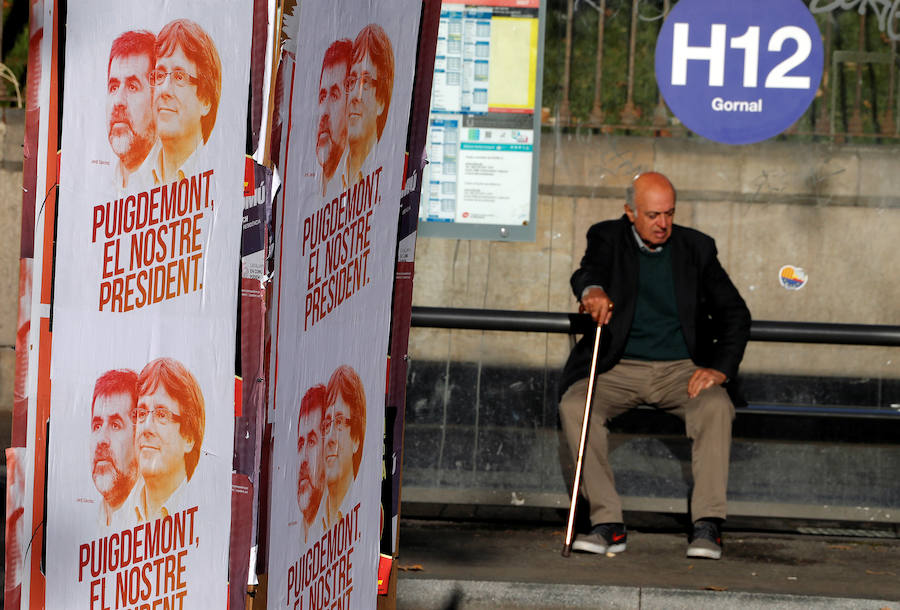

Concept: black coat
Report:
left=560, top=215, right=752, bottom=401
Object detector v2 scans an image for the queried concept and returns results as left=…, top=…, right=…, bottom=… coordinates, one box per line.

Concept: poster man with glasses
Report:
left=346, top=23, right=394, bottom=182
left=131, top=357, right=206, bottom=521
left=151, top=19, right=221, bottom=183
left=323, top=365, right=367, bottom=528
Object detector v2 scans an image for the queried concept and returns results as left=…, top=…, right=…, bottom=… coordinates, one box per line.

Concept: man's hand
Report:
left=687, top=368, right=727, bottom=398
left=580, top=287, right=615, bottom=325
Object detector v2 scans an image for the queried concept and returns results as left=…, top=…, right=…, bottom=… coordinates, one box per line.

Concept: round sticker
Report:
left=779, top=265, right=808, bottom=290
left=655, top=0, right=824, bottom=145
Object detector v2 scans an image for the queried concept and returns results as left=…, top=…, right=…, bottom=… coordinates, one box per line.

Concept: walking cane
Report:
left=561, top=321, right=603, bottom=557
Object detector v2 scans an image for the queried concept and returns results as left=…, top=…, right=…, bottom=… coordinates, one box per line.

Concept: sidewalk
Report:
left=395, top=518, right=900, bottom=609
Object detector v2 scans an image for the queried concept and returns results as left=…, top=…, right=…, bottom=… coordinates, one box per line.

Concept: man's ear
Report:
left=624, top=203, right=636, bottom=223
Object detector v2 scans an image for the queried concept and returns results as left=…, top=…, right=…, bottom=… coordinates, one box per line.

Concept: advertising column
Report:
left=44, top=2, right=252, bottom=607
left=267, top=1, right=421, bottom=608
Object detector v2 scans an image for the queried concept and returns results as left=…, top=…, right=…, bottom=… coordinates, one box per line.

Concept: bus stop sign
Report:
left=655, top=0, right=824, bottom=145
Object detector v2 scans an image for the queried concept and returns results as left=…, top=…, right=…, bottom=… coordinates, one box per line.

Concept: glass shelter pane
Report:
left=404, top=0, right=900, bottom=523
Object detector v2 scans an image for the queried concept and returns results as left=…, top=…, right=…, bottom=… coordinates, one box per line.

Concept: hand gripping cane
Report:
left=561, top=322, right=603, bottom=557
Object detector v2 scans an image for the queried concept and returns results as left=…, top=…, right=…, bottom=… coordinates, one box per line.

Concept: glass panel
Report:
left=405, top=0, right=900, bottom=519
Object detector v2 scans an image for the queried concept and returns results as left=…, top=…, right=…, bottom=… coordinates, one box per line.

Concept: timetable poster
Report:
left=422, top=0, right=539, bottom=227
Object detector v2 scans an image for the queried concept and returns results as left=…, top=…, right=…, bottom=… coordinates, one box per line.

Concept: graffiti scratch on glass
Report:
left=809, top=0, right=900, bottom=41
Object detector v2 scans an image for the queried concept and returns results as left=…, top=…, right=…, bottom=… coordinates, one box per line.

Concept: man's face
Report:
left=324, top=395, right=359, bottom=486
left=316, top=62, right=349, bottom=169
left=625, top=183, right=676, bottom=247
left=346, top=52, right=383, bottom=147
left=154, top=45, right=210, bottom=142
left=136, top=384, right=193, bottom=480
left=91, top=393, right=138, bottom=503
left=297, top=407, right=324, bottom=514
left=107, top=54, right=155, bottom=165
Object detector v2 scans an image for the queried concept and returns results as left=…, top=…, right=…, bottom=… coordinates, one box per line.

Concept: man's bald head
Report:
left=625, top=172, right=677, bottom=247
left=626, top=172, right=675, bottom=211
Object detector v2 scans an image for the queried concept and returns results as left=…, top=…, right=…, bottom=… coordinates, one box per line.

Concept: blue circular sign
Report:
left=655, top=0, right=824, bottom=145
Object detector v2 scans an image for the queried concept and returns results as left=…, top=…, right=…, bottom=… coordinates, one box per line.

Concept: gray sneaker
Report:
left=686, top=519, right=722, bottom=560
left=572, top=522, right=627, bottom=554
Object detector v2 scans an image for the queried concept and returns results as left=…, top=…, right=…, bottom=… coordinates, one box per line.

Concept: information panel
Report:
left=419, top=0, right=543, bottom=241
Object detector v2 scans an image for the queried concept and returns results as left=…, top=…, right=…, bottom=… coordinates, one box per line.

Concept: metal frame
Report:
left=410, top=306, right=900, bottom=346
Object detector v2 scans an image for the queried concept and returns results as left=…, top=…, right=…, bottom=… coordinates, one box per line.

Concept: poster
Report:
left=14, top=0, right=47, bottom=450
left=381, top=0, right=444, bottom=571
left=233, top=158, right=273, bottom=595
left=267, top=0, right=421, bottom=607
left=419, top=0, right=541, bottom=236
left=20, top=0, right=60, bottom=605
left=5, top=448, right=27, bottom=609
left=44, top=2, right=252, bottom=608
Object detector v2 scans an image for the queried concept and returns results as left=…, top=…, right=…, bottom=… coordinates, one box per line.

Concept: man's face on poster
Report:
left=107, top=54, right=155, bottom=165
left=324, top=396, right=358, bottom=486
left=346, top=53, right=382, bottom=148
left=91, top=392, right=138, bottom=502
left=316, top=61, right=349, bottom=170
left=297, top=408, right=324, bottom=515
left=154, top=45, right=210, bottom=142
left=135, top=384, right=193, bottom=480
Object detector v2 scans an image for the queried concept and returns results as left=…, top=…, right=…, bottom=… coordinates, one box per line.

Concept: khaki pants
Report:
left=559, top=359, right=734, bottom=525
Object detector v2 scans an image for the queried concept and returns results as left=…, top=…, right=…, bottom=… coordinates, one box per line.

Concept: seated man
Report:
left=559, top=171, right=751, bottom=560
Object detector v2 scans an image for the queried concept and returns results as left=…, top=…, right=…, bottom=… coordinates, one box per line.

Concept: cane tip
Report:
left=561, top=547, right=571, bottom=558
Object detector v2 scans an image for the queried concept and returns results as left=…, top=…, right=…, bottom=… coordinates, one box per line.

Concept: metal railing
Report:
left=546, top=0, right=900, bottom=141
left=411, top=306, right=900, bottom=347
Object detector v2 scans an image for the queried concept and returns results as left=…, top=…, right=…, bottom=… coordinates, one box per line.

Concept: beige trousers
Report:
left=559, top=359, right=734, bottom=525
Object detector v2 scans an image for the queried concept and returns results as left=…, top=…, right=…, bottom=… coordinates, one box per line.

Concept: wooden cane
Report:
left=561, top=322, right=603, bottom=557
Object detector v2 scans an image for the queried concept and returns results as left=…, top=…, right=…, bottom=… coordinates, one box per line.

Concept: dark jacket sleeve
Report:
left=571, top=221, right=615, bottom=299
left=695, top=240, right=752, bottom=381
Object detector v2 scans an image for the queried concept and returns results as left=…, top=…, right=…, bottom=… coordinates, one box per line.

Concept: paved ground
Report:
left=395, top=518, right=900, bottom=609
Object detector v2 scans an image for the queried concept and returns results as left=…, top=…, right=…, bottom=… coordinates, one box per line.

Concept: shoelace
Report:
left=694, top=520, right=719, bottom=541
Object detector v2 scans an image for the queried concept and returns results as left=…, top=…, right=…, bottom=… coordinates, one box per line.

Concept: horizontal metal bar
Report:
left=410, top=306, right=900, bottom=347
left=832, top=50, right=895, bottom=64
left=741, top=404, right=900, bottom=419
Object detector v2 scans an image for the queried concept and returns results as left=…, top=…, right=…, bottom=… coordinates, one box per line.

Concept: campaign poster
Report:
left=44, top=2, right=252, bottom=608
left=5, top=447, right=27, bottom=609
left=20, top=0, right=59, bottom=605
left=233, top=158, right=272, bottom=591
left=267, top=1, right=421, bottom=608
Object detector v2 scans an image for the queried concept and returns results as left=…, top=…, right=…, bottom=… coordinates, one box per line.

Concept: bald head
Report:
left=625, top=172, right=676, bottom=247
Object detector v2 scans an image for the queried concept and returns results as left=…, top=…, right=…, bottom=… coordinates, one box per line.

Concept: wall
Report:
left=0, top=109, right=24, bottom=421
left=410, top=132, right=900, bottom=380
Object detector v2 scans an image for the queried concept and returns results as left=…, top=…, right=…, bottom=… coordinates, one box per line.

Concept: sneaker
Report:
left=686, top=519, right=722, bottom=560
left=572, top=522, right=627, bottom=554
